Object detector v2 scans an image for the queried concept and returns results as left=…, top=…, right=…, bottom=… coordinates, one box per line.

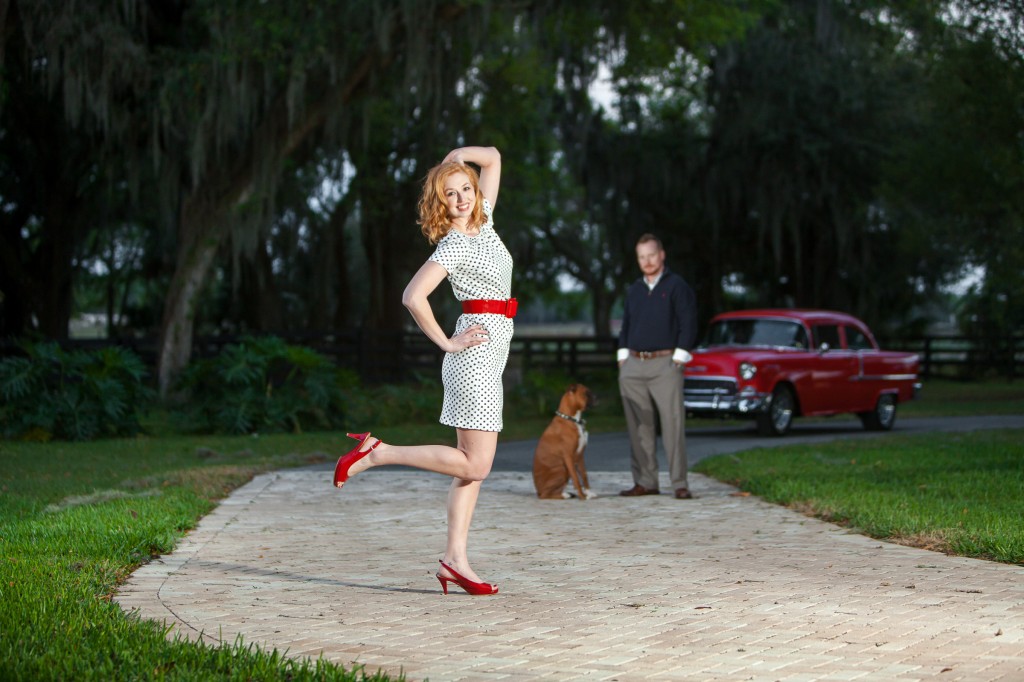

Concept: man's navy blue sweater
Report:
left=617, top=268, right=698, bottom=352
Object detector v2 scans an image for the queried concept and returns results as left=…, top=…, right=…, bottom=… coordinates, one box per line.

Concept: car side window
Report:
left=812, top=324, right=841, bottom=350
left=845, top=326, right=874, bottom=351
left=792, top=325, right=809, bottom=349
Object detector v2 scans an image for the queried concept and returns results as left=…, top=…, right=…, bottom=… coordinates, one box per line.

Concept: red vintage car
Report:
left=683, top=309, right=921, bottom=436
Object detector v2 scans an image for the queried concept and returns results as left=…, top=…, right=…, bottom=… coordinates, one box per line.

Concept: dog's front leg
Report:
left=575, top=436, right=596, bottom=499
left=562, top=450, right=590, bottom=501
left=576, top=456, right=597, bottom=499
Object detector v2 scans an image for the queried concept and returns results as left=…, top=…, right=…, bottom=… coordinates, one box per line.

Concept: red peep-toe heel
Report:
left=436, top=559, right=499, bottom=596
left=333, top=432, right=381, bottom=488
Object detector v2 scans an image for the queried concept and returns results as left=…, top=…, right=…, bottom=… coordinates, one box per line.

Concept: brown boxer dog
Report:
left=532, top=384, right=596, bottom=500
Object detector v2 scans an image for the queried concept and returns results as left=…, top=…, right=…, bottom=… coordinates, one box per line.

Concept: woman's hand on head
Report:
left=449, top=324, right=489, bottom=353
left=442, top=149, right=465, bottom=165
left=441, top=145, right=500, bottom=208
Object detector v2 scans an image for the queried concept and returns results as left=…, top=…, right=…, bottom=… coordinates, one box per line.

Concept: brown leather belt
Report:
left=630, top=349, right=672, bottom=361
left=462, top=298, right=518, bottom=318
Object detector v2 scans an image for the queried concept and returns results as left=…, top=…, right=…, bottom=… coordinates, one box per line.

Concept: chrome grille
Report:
left=684, top=377, right=737, bottom=398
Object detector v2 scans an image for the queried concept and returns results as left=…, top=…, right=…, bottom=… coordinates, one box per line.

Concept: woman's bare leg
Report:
left=345, top=428, right=497, bottom=482
left=344, top=428, right=498, bottom=583
left=441, top=429, right=498, bottom=584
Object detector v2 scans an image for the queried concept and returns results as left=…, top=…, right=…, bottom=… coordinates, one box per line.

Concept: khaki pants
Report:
left=618, top=355, right=688, bottom=491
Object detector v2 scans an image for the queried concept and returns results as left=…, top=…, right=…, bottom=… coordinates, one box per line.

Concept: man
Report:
left=617, top=234, right=698, bottom=499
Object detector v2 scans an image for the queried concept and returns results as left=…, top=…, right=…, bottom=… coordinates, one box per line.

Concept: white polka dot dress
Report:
left=428, top=199, right=514, bottom=432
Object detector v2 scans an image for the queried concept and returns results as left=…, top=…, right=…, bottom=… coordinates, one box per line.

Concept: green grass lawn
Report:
left=0, top=435, right=397, bottom=681
left=1, top=377, right=1021, bottom=679
left=694, top=429, right=1024, bottom=564
left=901, top=378, right=1024, bottom=417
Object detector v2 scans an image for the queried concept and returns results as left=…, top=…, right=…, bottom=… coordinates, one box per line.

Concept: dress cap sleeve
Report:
left=428, top=232, right=470, bottom=274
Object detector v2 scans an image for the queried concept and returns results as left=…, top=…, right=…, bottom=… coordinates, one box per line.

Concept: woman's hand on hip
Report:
left=449, top=324, right=489, bottom=352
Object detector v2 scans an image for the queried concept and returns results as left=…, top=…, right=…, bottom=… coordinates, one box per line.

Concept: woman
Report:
left=332, top=145, right=514, bottom=596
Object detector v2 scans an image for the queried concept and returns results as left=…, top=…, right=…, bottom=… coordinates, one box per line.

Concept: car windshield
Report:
left=703, top=319, right=809, bottom=349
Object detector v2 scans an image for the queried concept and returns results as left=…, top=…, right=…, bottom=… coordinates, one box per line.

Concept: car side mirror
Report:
left=818, top=342, right=831, bottom=353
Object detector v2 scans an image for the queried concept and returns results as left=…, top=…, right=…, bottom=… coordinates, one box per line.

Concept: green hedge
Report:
left=0, top=335, right=621, bottom=441
left=0, top=341, right=151, bottom=441
left=172, top=336, right=350, bottom=435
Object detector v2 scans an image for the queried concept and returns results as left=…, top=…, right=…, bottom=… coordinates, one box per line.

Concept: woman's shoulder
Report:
left=435, top=229, right=470, bottom=248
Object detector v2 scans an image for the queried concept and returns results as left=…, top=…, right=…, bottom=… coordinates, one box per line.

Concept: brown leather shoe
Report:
left=674, top=488, right=694, bottom=499
left=619, top=484, right=660, bottom=497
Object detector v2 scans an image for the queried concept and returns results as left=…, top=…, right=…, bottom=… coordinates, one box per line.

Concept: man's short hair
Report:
left=636, top=233, right=663, bottom=251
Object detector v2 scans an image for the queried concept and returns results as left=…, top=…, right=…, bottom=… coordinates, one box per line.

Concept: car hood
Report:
left=685, top=347, right=791, bottom=375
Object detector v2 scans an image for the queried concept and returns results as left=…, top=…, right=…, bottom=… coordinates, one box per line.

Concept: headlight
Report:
left=739, top=362, right=757, bottom=380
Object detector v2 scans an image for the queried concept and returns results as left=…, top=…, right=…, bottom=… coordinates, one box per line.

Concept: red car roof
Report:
left=710, top=309, right=866, bottom=326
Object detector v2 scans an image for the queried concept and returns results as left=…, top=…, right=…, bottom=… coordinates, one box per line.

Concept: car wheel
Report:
left=859, top=393, right=897, bottom=431
left=757, top=384, right=795, bottom=436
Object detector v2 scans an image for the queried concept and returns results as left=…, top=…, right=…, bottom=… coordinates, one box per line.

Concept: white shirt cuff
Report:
left=672, top=348, right=692, bottom=364
left=619, top=348, right=691, bottom=363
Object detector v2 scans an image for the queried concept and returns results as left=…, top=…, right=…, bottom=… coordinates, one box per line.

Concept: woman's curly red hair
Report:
left=417, top=161, right=484, bottom=244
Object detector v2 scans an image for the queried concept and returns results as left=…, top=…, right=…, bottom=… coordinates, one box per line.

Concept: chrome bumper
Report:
left=684, top=391, right=771, bottom=415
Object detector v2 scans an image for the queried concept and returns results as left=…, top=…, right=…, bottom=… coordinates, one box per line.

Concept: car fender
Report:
left=765, top=367, right=812, bottom=415
left=769, top=378, right=802, bottom=415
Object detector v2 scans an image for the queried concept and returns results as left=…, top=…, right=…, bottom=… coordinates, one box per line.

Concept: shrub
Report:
left=172, top=336, right=350, bottom=434
left=508, top=368, right=577, bottom=417
left=342, top=372, right=443, bottom=427
left=505, top=367, right=622, bottom=420
left=0, top=341, right=151, bottom=441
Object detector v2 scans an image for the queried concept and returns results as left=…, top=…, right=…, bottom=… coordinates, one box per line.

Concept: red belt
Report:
left=462, top=298, right=518, bottom=318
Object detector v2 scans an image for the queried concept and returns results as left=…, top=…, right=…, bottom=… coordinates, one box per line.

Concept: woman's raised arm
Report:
left=442, top=146, right=501, bottom=208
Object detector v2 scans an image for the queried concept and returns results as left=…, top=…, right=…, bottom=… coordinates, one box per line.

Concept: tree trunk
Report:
left=0, top=244, right=32, bottom=338
left=590, top=286, right=613, bottom=337
left=105, top=267, right=116, bottom=337
left=0, top=126, right=84, bottom=340
left=0, top=212, right=36, bottom=338
left=237, top=240, right=285, bottom=332
left=5, top=186, right=82, bottom=340
left=36, top=232, right=75, bottom=339
left=358, top=177, right=423, bottom=332
left=157, top=199, right=225, bottom=397
left=326, top=196, right=354, bottom=330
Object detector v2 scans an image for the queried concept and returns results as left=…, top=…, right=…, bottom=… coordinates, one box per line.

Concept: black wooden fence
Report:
left=13, top=332, right=1020, bottom=382
left=192, top=332, right=1024, bottom=380
left=878, top=335, right=1024, bottom=380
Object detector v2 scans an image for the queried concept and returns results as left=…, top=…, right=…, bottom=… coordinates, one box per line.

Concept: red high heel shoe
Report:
left=333, top=432, right=380, bottom=488
left=436, top=559, right=499, bottom=596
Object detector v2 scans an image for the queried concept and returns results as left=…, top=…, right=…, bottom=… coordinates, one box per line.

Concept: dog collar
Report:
left=555, top=410, right=586, bottom=425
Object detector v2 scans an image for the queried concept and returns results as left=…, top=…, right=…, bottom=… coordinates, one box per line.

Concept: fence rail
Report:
left=5, top=332, right=1022, bottom=382
left=879, top=335, right=1023, bottom=380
